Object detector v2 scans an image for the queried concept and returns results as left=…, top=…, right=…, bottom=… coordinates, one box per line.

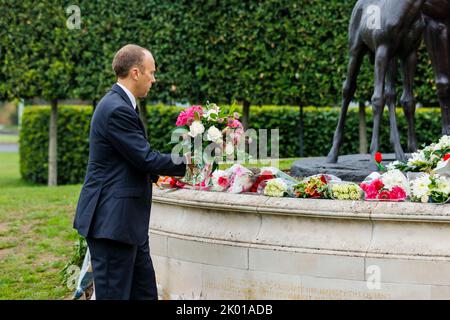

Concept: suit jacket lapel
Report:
left=111, top=84, right=147, bottom=139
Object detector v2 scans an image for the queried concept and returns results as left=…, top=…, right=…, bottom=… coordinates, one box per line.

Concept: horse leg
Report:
left=424, top=18, right=450, bottom=136
left=385, top=58, right=406, bottom=161
left=370, top=45, right=391, bottom=171
left=326, top=43, right=366, bottom=163
left=400, top=50, right=418, bottom=152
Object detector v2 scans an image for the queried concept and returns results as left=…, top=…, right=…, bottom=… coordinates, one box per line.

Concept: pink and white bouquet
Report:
left=224, top=164, right=255, bottom=194
left=360, top=170, right=409, bottom=201
left=173, top=102, right=246, bottom=188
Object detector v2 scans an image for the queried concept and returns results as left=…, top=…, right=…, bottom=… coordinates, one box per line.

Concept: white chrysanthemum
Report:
left=410, top=173, right=431, bottom=200
left=435, top=135, right=450, bottom=151
left=407, top=151, right=431, bottom=167
left=382, top=169, right=409, bottom=194
left=386, top=160, right=400, bottom=171
left=436, top=176, right=450, bottom=195
left=189, top=121, right=205, bottom=137
left=206, top=126, right=223, bottom=143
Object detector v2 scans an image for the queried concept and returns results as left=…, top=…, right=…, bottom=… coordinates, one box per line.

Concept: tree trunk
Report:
left=48, top=99, right=58, bottom=186
left=139, top=99, right=148, bottom=137
left=92, top=99, right=97, bottom=111
left=359, top=102, right=368, bottom=154
left=242, top=100, right=250, bottom=130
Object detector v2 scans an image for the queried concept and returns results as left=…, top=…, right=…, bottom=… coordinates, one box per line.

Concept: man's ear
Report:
left=130, top=67, right=139, bottom=81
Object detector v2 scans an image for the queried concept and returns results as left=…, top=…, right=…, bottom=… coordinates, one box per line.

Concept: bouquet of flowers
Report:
left=387, top=135, right=450, bottom=173
left=210, top=169, right=232, bottom=192
left=329, top=182, right=364, bottom=201
left=173, top=102, right=246, bottom=188
left=250, top=167, right=298, bottom=193
left=360, top=170, right=409, bottom=201
left=290, top=174, right=340, bottom=199
left=263, top=178, right=290, bottom=197
left=156, top=176, right=186, bottom=190
left=410, top=173, right=450, bottom=204
left=225, top=164, right=255, bottom=194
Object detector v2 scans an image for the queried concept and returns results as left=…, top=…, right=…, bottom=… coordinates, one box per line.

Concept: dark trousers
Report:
left=86, top=237, right=158, bottom=300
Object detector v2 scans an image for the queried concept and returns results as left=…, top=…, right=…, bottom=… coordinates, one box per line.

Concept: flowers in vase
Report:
left=173, top=102, right=246, bottom=188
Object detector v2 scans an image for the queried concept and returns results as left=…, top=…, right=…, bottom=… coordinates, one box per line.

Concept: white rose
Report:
left=189, top=121, right=205, bottom=137
left=206, top=126, right=223, bottom=143
left=410, top=174, right=431, bottom=199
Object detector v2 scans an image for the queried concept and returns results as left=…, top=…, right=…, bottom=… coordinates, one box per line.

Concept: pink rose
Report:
left=218, top=177, right=229, bottom=187
left=389, top=186, right=406, bottom=200
left=378, top=190, right=391, bottom=200
left=360, top=182, right=378, bottom=199
left=227, top=118, right=243, bottom=128
left=176, top=105, right=204, bottom=126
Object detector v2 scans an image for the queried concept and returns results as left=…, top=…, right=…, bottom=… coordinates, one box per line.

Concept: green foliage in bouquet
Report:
left=60, top=235, right=88, bottom=288
left=292, top=175, right=332, bottom=199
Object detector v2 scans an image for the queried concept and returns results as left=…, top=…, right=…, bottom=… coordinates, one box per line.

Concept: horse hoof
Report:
left=325, top=153, right=338, bottom=163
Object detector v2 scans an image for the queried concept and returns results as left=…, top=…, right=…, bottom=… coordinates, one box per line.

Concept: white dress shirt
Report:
left=116, top=82, right=137, bottom=110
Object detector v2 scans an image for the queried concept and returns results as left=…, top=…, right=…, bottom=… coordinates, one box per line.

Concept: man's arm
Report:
left=107, top=105, right=186, bottom=177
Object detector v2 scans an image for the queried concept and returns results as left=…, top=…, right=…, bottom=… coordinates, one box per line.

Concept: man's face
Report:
left=135, top=51, right=156, bottom=98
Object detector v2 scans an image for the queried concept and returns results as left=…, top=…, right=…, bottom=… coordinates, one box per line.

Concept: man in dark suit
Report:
left=74, top=44, right=187, bottom=300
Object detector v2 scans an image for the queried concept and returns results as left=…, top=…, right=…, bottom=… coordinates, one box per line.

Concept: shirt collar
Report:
left=116, top=82, right=137, bottom=109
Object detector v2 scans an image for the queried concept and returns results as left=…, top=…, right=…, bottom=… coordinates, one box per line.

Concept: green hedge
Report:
left=20, top=106, right=91, bottom=185
left=20, top=105, right=442, bottom=184
left=2, top=1, right=439, bottom=107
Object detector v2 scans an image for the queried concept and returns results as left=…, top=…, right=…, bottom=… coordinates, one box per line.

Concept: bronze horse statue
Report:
left=326, top=0, right=450, bottom=167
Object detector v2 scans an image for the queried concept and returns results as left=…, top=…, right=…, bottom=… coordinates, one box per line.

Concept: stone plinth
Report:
left=291, top=153, right=405, bottom=182
left=150, top=187, right=450, bottom=300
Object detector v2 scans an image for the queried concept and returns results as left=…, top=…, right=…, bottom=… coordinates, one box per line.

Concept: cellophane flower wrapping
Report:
left=290, top=174, right=341, bottom=199
left=409, top=172, right=450, bottom=204
left=360, top=170, right=409, bottom=201
left=329, top=181, right=364, bottom=200
left=225, top=164, right=255, bottom=194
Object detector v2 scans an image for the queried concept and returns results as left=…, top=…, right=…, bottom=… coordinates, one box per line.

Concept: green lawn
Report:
left=0, top=152, right=81, bottom=299
left=0, top=152, right=300, bottom=299
left=0, top=134, right=18, bottom=144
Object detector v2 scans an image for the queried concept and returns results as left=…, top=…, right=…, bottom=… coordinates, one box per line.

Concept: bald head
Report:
left=112, top=44, right=157, bottom=98
left=112, top=44, right=152, bottom=78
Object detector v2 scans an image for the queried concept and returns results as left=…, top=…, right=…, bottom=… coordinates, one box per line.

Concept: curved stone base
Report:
left=150, top=187, right=450, bottom=300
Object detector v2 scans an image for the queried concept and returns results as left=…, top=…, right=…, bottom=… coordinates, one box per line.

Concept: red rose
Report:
left=249, top=174, right=275, bottom=192
left=375, top=152, right=383, bottom=164
left=218, top=177, right=229, bottom=188
left=389, top=186, right=407, bottom=200
left=373, top=179, right=385, bottom=191
left=444, top=154, right=450, bottom=161
left=378, top=190, right=391, bottom=200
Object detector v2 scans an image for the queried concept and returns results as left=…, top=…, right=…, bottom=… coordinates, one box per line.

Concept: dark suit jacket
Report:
left=74, top=84, right=186, bottom=245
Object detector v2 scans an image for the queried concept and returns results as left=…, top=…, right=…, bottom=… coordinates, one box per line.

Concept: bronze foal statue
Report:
left=326, top=0, right=450, bottom=167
